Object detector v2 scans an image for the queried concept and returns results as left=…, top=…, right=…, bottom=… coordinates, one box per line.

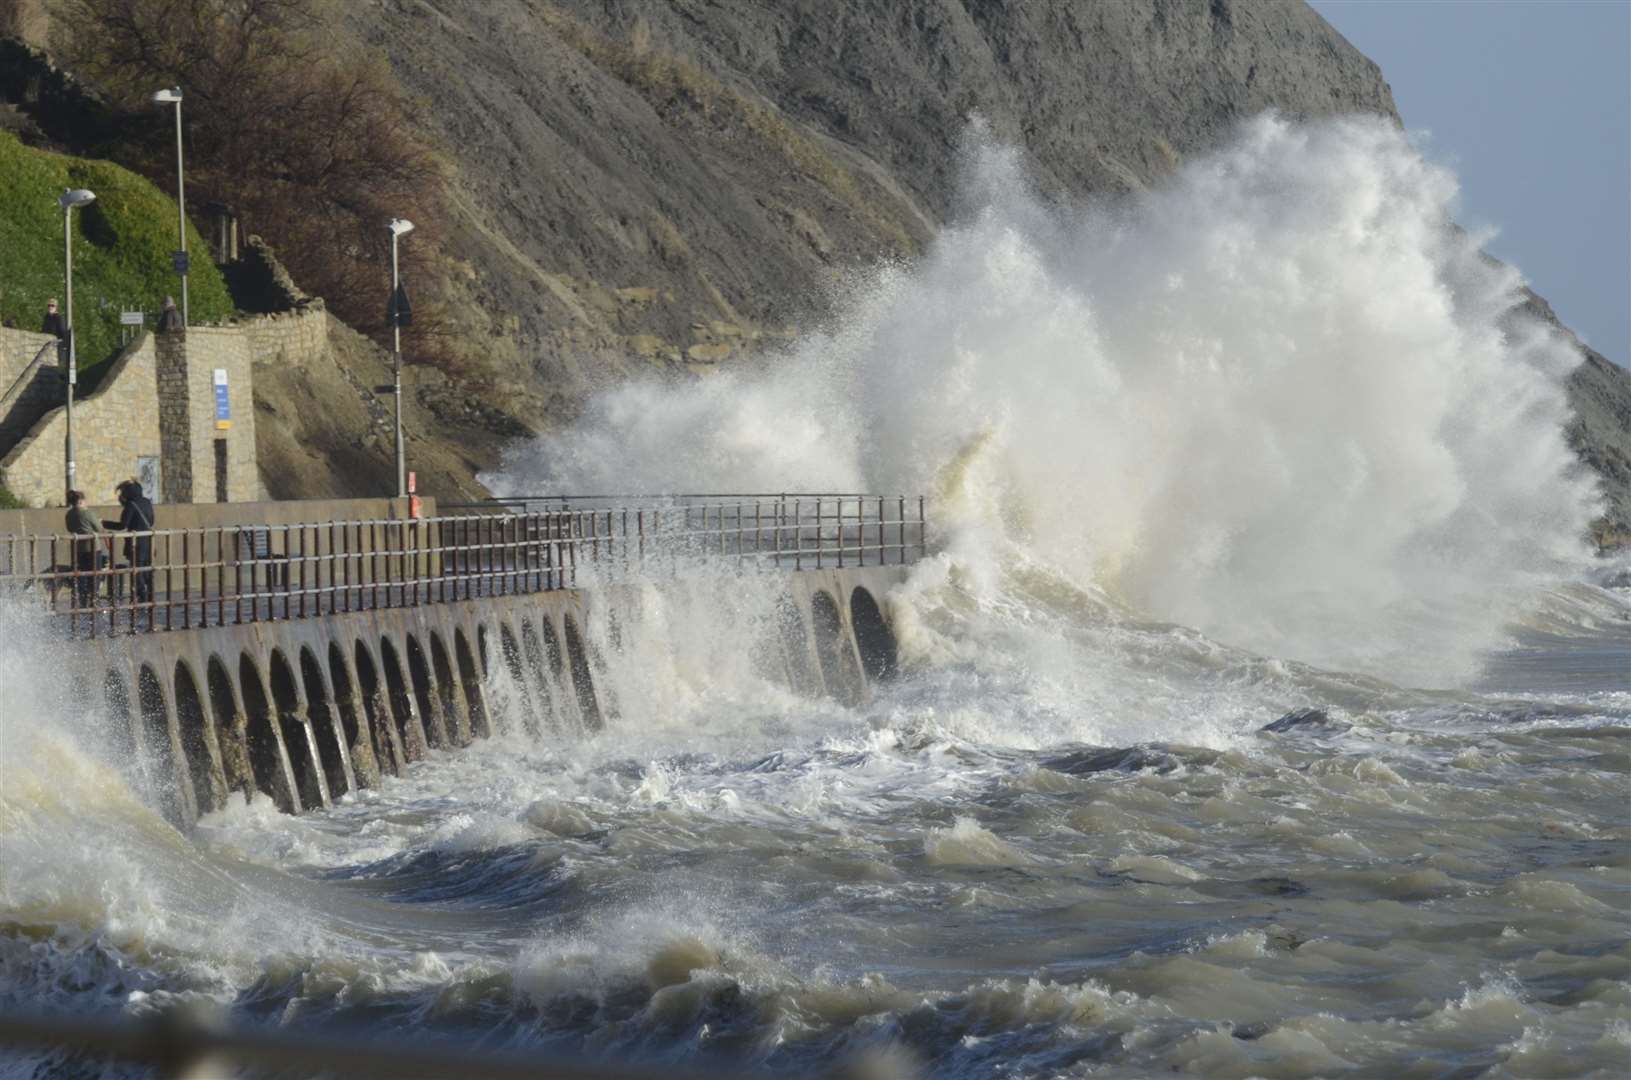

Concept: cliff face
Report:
left=9, top=0, right=1623, bottom=539
left=340, top=0, right=1395, bottom=408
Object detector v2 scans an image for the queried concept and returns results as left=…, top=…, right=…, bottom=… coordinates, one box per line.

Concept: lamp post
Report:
left=149, top=86, right=187, bottom=327
left=387, top=218, right=414, bottom=498
left=59, top=188, right=96, bottom=496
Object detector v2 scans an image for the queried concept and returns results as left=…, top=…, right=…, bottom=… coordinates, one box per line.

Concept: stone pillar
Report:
left=154, top=331, right=193, bottom=502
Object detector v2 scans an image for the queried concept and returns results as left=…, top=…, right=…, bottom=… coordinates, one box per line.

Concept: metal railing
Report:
left=0, top=494, right=928, bottom=638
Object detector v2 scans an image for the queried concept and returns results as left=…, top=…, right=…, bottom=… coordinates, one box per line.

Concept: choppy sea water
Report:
left=1, top=558, right=1626, bottom=1079
left=6, top=112, right=1631, bottom=1077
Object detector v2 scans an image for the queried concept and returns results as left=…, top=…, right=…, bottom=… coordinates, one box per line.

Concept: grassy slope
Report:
left=0, top=131, right=233, bottom=376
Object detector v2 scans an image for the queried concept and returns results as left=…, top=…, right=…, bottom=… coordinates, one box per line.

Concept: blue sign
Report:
left=213, top=368, right=231, bottom=429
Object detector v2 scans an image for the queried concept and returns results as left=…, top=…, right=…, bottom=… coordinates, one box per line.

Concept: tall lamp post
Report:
left=149, top=86, right=187, bottom=327
left=59, top=187, right=96, bottom=495
left=387, top=218, right=414, bottom=498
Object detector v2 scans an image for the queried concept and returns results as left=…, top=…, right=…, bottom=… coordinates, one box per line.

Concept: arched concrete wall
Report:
left=328, top=641, right=381, bottom=786
left=103, top=668, right=142, bottom=788
left=379, top=636, right=428, bottom=762
left=561, top=614, right=603, bottom=732
left=136, top=664, right=188, bottom=826
left=537, top=615, right=580, bottom=732
left=496, top=620, right=540, bottom=736
left=427, top=631, right=470, bottom=746
left=453, top=626, right=491, bottom=740
left=173, top=660, right=225, bottom=815
left=353, top=639, right=404, bottom=775
left=300, top=645, right=354, bottom=800
left=62, top=565, right=907, bottom=825
left=270, top=648, right=326, bottom=811
left=849, top=586, right=899, bottom=684
left=809, top=591, right=864, bottom=706
left=239, top=652, right=298, bottom=813
left=206, top=654, right=254, bottom=799
left=404, top=634, right=450, bottom=749
left=519, top=619, right=556, bottom=733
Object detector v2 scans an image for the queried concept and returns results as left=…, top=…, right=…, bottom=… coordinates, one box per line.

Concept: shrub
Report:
left=0, top=131, right=234, bottom=373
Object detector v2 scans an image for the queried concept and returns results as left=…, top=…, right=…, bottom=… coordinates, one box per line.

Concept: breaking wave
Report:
left=489, top=113, right=1601, bottom=686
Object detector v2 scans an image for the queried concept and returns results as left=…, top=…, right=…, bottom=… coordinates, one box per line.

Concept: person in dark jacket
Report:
left=105, top=480, right=156, bottom=604
left=64, top=489, right=105, bottom=607
left=156, top=296, right=182, bottom=333
left=41, top=299, right=66, bottom=339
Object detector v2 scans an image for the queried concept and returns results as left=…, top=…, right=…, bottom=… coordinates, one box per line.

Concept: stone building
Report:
left=0, top=304, right=327, bottom=507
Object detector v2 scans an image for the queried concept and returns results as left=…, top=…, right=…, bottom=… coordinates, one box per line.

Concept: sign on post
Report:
left=213, top=368, right=232, bottom=430
left=387, top=284, right=412, bottom=327
left=119, top=311, right=145, bottom=326
left=172, top=250, right=190, bottom=275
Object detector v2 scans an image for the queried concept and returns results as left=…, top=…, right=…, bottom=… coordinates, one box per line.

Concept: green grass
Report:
left=0, top=131, right=234, bottom=378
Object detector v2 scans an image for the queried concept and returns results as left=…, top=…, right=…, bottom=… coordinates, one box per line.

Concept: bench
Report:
left=238, top=527, right=289, bottom=588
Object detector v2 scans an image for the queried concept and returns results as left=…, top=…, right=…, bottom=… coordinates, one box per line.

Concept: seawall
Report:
left=63, top=565, right=908, bottom=828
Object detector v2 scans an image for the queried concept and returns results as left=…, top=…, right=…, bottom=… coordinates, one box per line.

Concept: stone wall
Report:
left=0, top=306, right=327, bottom=507
left=0, top=332, right=160, bottom=505
left=0, top=326, right=61, bottom=450
left=242, top=300, right=328, bottom=370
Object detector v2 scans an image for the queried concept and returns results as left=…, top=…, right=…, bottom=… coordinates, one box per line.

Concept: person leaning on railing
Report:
left=64, top=489, right=105, bottom=607
left=104, top=480, right=156, bottom=604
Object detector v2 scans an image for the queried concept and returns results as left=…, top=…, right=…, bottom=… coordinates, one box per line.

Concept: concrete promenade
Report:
left=3, top=495, right=926, bottom=828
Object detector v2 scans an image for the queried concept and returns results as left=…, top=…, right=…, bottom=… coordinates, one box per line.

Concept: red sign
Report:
left=407, top=471, right=417, bottom=494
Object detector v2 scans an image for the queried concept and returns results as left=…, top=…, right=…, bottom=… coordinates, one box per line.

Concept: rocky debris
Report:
left=1259, top=708, right=1352, bottom=736
left=1043, top=746, right=1183, bottom=776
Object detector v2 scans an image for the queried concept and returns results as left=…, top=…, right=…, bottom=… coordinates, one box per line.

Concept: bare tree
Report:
left=52, top=0, right=447, bottom=348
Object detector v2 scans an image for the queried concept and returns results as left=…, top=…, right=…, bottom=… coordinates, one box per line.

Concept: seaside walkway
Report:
left=0, top=494, right=928, bottom=638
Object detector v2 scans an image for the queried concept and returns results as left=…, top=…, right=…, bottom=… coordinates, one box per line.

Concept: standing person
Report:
left=41, top=298, right=65, bottom=339
left=105, top=480, right=156, bottom=605
left=64, top=489, right=104, bottom=607
left=156, top=296, right=182, bottom=333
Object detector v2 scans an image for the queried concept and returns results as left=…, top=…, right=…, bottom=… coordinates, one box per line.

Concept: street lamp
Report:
left=149, top=86, right=187, bottom=327
left=387, top=218, right=414, bottom=499
left=59, top=187, right=96, bottom=495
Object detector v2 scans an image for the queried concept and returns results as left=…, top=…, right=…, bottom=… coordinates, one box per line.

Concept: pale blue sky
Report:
left=1311, top=0, right=1630, bottom=364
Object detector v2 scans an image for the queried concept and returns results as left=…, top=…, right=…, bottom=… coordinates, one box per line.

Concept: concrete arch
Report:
left=520, top=618, right=556, bottom=733
left=239, top=652, right=297, bottom=812
left=405, top=633, right=450, bottom=749
left=300, top=646, right=354, bottom=800
left=561, top=614, right=603, bottom=732
left=378, top=636, right=427, bottom=762
left=103, top=668, right=143, bottom=792
left=206, top=655, right=254, bottom=799
left=776, top=595, right=820, bottom=697
left=352, top=641, right=403, bottom=775
left=497, top=620, right=540, bottom=736
left=540, top=617, right=565, bottom=682
left=428, top=631, right=470, bottom=745
left=810, top=590, right=863, bottom=706
left=453, top=627, right=491, bottom=739
left=269, top=649, right=325, bottom=811
left=537, top=615, right=580, bottom=732
left=849, top=587, right=899, bottom=684
left=136, top=664, right=186, bottom=826
left=173, top=660, right=224, bottom=816
left=325, top=642, right=379, bottom=787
